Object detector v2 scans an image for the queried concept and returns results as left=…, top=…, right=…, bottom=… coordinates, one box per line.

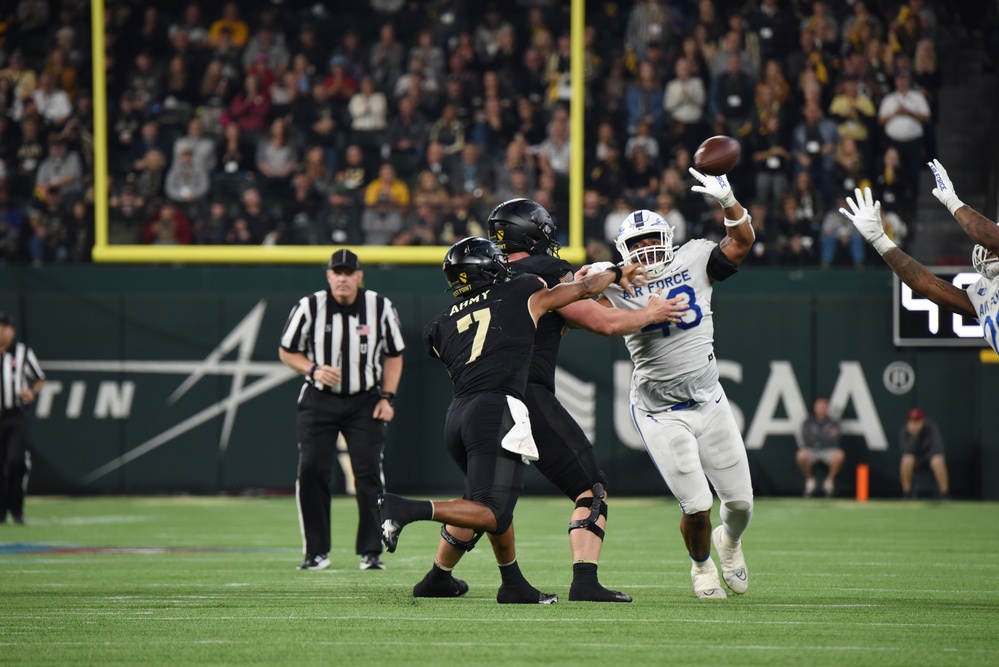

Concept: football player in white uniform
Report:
left=840, top=160, right=999, bottom=354
left=593, top=168, right=756, bottom=599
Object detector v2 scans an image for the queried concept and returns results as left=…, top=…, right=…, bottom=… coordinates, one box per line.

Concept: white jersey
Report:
left=603, top=239, right=719, bottom=409
left=966, top=274, right=999, bottom=353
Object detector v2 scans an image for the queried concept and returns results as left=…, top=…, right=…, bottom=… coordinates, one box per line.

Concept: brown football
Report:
left=694, top=135, right=741, bottom=176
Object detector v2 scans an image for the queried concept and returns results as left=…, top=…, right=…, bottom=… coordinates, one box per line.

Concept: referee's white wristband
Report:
left=871, top=235, right=897, bottom=255
left=724, top=210, right=750, bottom=227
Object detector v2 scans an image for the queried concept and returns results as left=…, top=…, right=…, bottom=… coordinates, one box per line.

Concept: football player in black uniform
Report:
left=414, top=199, right=687, bottom=603
left=378, top=236, right=643, bottom=604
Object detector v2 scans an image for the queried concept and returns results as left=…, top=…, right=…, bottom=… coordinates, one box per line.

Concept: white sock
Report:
left=720, top=500, right=753, bottom=542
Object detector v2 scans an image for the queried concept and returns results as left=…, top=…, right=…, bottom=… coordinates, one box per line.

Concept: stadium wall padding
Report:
left=1, top=265, right=994, bottom=499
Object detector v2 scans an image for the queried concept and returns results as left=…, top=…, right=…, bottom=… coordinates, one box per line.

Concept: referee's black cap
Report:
left=0, top=311, right=11, bottom=326
left=328, top=249, right=361, bottom=271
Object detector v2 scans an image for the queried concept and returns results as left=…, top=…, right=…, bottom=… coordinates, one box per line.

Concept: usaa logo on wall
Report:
left=34, top=301, right=298, bottom=485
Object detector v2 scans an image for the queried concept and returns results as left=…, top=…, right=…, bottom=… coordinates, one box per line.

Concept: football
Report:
left=694, top=135, right=741, bottom=176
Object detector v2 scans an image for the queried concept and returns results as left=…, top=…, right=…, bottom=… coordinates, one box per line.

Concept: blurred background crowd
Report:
left=0, top=0, right=997, bottom=266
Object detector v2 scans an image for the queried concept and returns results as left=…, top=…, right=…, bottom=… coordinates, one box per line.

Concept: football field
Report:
left=2, top=496, right=998, bottom=666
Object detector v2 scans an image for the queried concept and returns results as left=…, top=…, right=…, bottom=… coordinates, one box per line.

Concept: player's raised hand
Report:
left=574, top=261, right=615, bottom=282
left=689, top=167, right=737, bottom=208
left=840, top=187, right=895, bottom=255
left=927, top=159, right=966, bottom=215
left=645, top=294, right=688, bottom=324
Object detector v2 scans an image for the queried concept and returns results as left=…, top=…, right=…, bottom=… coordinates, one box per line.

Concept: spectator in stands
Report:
left=44, top=48, right=78, bottom=103
left=285, top=172, right=322, bottom=244
left=255, top=119, right=298, bottom=192
left=448, top=143, right=494, bottom=203
left=193, top=199, right=229, bottom=245
left=364, top=162, right=410, bottom=212
left=301, top=147, right=332, bottom=198
left=912, top=39, right=940, bottom=159
left=820, top=194, right=865, bottom=268
left=798, top=397, right=845, bottom=497
left=228, top=186, right=275, bottom=245
left=369, top=23, right=404, bottom=95
left=409, top=28, right=445, bottom=84
left=315, top=183, right=364, bottom=246
left=225, top=73, right=270, bottom=133
left=656, top=192, right=687, bottom=245
left=123, top=51, right=162, bottom=115
left=169, top=3, right=210, bottom=51
left=872, top=146, right=912, bottom=222
left=625, top=60, right=664, bottom=137
left=475, top=5, right=512, bottom=68
left=393, top=201, right=441, bottom=246
left=439, top=191, right=485, bottom=245
left=242, top=26, right=289, bottom=75
left=793, top=101, right=839, bottom=202
left=624, top=146, right=658, bottom=210
left=751, top=114, right=791, bottom=208
left=741, top=202, right=779, bottom=267
left=215, top=122, right=252, bottom=180
left=411, top=170, right=450, bottom=214
left=162, top=54, right=197, bottom=109
left=513, top=96, right=546, bottom=148
left=348, top=75, right=389, bottom=147
left=302, top=82, right=340, bottom=171
left=828, top=75, right=876, bottom=161
left=663, top=57, right=707, bottom=154
left=174, top=117, right=217, bottom=173
left=0, top=51, right=37, bottom=105
left=747, top=0, right=791, bottom=65
left=710, top=52, right=755, bottom=139
left=878, top=70, right=930, bottom=205
left=209, top=2, right=249, bottom=49
left=165, top=145, right=211, bottom=210
left=360, top=193, right=404, bottom=246
left=428, top=102, right=465, bottom=157
left=35, top=136, right=83, bottom=200
left=624, top=0, right=674, bottom=62
left=23, top=72, right=72, bottom=128
left=144, top=202, right=193, bottom=245
left=625, top=117, right=660, bottom=164
left=129, top=124, right=166, bottom=176
left=710, top=30, right=755, bottom=79
left=537, top=110, right=571, bottom=189
left=831, top=137, right=869, bottom=196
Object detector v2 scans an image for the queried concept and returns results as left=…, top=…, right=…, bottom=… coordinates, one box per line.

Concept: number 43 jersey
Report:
left=966, top=274, right=999, bottom=354
left=424, top=274, right=544, bottom=400
left=602, top=239, right=719, bottom=407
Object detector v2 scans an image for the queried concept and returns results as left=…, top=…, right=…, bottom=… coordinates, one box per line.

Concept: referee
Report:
left=0, top=312, right=45, bottom=525
left=279, top=250, right=405, bottom=571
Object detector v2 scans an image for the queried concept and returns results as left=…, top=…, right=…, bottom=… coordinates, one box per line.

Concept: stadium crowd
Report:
left=0, top=0, right=992, bottom=266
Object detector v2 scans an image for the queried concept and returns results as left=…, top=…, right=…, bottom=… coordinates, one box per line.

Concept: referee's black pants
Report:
left=296, top=386, right=387, bottom=558
left=0, top=410, right=31, bottom=521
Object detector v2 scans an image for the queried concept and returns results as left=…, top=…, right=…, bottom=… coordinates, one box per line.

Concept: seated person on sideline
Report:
left=797, top=397, right=845, bottom=497
left=899, top=408, right=949, bottom=499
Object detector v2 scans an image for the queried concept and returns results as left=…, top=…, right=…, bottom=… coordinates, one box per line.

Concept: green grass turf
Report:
left=2, top=496, right=998, bottom=666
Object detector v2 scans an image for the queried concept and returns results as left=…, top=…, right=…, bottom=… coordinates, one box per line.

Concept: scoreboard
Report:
left=893, top=269, right=987, bottom=347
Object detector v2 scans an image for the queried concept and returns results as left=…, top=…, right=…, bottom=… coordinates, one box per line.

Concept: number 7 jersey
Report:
left=602, top=239, right=717, bottom=384
left=424, top=274, right=544, bottom=400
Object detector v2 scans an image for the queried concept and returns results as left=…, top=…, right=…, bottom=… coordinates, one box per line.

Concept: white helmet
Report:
left=615, top=210, right=675, bottom=279
left=972, top=243, right=999, bottom=280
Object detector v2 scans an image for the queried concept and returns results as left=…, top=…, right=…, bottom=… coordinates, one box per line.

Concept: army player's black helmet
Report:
left=443, top=236, right=512, bottom=298
left=486, top=198, right=560, bottom=257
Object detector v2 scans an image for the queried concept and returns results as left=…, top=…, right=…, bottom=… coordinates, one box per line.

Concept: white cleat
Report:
left=712, top=526, right=748, bottom=595
left=691, top=558, right=727, bottom=599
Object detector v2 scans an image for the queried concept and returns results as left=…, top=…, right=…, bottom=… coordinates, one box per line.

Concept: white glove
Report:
left=689, top=167, right=737, bottom=209
left=927, top=159, right=965, bottom=215
left=840, top=187, right=895, bottom=255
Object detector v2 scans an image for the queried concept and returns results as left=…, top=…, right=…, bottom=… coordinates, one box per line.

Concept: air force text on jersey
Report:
left=619, top=270, right=693, bottom=299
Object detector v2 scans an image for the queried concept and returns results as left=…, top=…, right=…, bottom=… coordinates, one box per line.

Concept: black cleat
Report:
left=413, top=572, right=470, bottom=598
left=568, top=581, right=633, bottom=602
left=377, top=494, right=404, bottom=553
left=497, top=583, right=558, bottom=604
left=359, top=554, right=385, bottom=570
left=297, top=553, right=331, bottom=570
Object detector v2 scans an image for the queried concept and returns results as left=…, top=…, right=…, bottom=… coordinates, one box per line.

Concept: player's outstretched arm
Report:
left=841, top=187, right=976, bottom=318
left=529, top=264, right=644, bottom=320
left=928, top=159, right=999, bottom=256
left=689, top=167, right=755, bottom=265
left=559, top=292, right=688, bottom=335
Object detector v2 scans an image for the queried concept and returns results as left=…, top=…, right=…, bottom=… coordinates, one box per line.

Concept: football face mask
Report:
left=972, top=243, right=999, bottom=280
left=615, top=209, right=675, bottom=279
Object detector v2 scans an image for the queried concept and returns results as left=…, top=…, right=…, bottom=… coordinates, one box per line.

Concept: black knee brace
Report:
left=567, top=483, right=608, bottom=540
left=440, top=525, right=484, bottom=552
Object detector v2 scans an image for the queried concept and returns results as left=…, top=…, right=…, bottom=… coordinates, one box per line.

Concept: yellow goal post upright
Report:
left=90, top=1, right=587, bottom=266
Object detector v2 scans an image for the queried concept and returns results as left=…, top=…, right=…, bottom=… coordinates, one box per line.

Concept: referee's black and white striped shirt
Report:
left=280, top=288, right=405, bottom=396
left=1, top=342, right=45, bottom=412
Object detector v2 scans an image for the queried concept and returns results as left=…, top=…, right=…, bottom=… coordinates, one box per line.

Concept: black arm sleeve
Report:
left=706, top=245, right=739, bottom=282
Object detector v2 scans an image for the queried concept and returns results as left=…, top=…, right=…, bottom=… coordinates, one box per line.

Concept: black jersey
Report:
left=424, top=274, right=544, bottom=400
left=510, top=254, right=575, bottom=392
